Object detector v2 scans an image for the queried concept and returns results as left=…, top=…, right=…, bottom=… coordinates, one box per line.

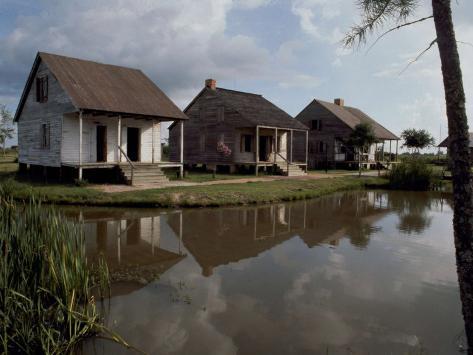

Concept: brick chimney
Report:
left=205, top=78, right=216, bottom=90
left=334, top=98, right=344, bottom=106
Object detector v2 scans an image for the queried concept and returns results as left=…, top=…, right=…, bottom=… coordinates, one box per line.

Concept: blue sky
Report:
left=1, top=0, right=472, bottom=146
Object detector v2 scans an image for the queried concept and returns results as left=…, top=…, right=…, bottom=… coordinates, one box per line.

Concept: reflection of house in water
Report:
left=168, top=203, right=308, bottom=276
left=299, top=191, right=389, bottom=248
left=65, top=209, right=186, bottom=284
left=168, top=191, right=390, bottom=277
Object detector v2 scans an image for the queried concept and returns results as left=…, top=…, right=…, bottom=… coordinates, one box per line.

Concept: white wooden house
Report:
left=14, top=52, right=187, bottom=185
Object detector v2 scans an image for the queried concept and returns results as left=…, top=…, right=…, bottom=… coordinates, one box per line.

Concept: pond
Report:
left=75, top=190, right=463, bottom=354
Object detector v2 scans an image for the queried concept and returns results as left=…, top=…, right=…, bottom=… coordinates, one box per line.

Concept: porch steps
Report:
left=275, top=162, right=307, bottom=177
left=119, top=164, right=169, bottom=185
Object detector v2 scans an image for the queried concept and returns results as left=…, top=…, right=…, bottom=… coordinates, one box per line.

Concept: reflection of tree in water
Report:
left=346, top=222, right=382, bottom=248
left=388, top=192, right=436, bottom=235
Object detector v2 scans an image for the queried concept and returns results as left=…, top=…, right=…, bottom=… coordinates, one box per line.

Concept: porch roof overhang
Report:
left=70, top=108, right=188, bottom=122
left=236, top=125, right=308, bottom=132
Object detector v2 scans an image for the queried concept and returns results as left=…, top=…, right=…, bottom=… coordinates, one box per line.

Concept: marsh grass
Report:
left=0, top=195, right=128, bottom=354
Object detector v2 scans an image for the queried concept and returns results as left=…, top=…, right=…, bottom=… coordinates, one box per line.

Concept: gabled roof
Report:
left=438, top=132, right=473, bottom=147
left=171, top=86, right=308, bottom=130
left=216, top=88, right=308, bottom=130
left=14, top=52, right=187, bottom=121
left=300, top=99, right=399, bottom=140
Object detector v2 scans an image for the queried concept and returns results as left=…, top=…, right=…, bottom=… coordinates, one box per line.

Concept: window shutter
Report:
left=44, top=76, right=48, bottom=102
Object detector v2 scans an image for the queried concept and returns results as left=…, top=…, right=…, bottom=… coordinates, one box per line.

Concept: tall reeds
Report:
left=0, top=194, right=122, bottom=354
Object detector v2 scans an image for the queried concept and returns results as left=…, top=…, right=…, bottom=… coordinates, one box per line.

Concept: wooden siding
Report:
left=170, top=90, right=241, bottom=165
left=62, top=114, right=160, bottom=163
left=296, top=101, right=353, bottom=168
left=170, top=89, right=298, bottom=165
left=17, top=61, right=75, bottom=167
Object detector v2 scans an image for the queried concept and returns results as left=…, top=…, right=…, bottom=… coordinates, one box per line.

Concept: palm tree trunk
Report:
left=432, top=0, right=473, bottom=351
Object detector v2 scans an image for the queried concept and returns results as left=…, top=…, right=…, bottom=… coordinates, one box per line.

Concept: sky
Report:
left=1, top=0, right=472, bottom=147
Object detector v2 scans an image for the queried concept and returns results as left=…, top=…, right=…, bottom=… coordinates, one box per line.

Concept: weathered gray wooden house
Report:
left=296, top=98, right=399, bottom=169
left=438, top=133, right=473, bottom=162
left=169, top=79, right=309, bottom=176
left=14, top=52, right=187, bottom=185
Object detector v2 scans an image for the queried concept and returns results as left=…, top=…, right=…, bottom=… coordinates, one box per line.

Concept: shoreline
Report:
left=2, top=175, right=389, bottom=208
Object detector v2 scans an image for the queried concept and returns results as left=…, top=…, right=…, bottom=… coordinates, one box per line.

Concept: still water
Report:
left=74, top=190, right=463, bottom=354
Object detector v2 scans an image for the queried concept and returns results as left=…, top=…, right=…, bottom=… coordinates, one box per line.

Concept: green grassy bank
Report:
left=0, top=175, right=388, bottom=208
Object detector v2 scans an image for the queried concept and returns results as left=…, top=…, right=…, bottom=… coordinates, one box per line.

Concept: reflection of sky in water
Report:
left=80, top=191, right=462, bottom=355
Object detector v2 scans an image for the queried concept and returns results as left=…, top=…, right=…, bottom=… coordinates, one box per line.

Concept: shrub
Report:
left=74, top=178, right=89, bottom=187
left=388, top=158, right=435, bottom=191
left=0, top=197, right=127, bottom=353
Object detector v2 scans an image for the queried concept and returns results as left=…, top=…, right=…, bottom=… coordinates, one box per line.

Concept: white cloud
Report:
left=291, top=0, right=343, bottom=43
left=233, top=0, right=272, bottom=9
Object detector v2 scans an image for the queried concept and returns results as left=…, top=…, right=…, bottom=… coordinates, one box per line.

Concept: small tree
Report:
left=348, top=123, right=377, bottom=177
left=0, top=105, right=14, bottom=157
left=401, top=129, right=435, bottom=153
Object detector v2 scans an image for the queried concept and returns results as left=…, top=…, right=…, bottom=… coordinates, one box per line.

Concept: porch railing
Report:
left=118, top=145, right=135, bottom=184
left=276, top=152, right=290, bottom=173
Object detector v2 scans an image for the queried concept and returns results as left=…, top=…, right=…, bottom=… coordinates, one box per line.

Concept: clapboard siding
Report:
left=17, top=61, right=75, bottom=167
left=170, top=88, right=303, bottom=166
left=170, top=90, right=238, bottom=164
left=62, top=115, right=160, bottom=163
left=296, top=101, right=354, bottom=168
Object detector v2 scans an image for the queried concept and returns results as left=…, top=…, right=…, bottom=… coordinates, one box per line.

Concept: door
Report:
left=96, top=125, right=107, bottom=162
left=127, top=127, right=140, bottom=162
left=259, top=136, right=268, bottom=161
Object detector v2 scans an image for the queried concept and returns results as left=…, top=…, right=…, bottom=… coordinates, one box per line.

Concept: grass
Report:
left=0, top=175, right=389, bottom=208
left=0, top=195, right=129, bottom=353
left=0, top=149, right=389, bottom=207
left=171, top=171, right=257, bottom=183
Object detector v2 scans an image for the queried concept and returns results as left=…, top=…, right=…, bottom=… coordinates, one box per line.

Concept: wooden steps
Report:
left=119, top=164, right=169, bottom=185
left=274, top=162, right=307, bottom=177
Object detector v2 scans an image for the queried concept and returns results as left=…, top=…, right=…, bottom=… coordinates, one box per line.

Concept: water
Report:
left=75, top=190, right=463, bottom=354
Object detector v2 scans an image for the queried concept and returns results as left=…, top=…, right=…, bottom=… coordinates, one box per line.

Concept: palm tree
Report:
left=344, top=0, right=473, bottom=350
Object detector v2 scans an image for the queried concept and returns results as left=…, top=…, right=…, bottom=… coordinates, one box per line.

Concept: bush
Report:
left=388, top=158, right=436, bottom=191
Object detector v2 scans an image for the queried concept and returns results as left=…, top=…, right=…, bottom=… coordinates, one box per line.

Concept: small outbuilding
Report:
left=14, top=52, right=187, bottom=185
left=296, top=98, right=399, bottom=169
left=169, top=79, right=309, bottom=176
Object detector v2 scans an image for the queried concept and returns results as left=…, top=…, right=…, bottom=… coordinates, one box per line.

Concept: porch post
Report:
left=180, top=121, right=184, bottom=178
left=151, top=119, right=155, bottom=164
left=389, top=140, right=392, bottom=162
left=255, top=126, right=259, bottom=176
left=396, top=140, right=399, bottom=161
left=305, top=130, right=309, bottom=172
left=274, top=127, right=278, bottom=163
left=78, top=110, right=83, bottom=180
left=117, top=115, right=122, bottom=162
left=290, top=130, right=293, bottom=163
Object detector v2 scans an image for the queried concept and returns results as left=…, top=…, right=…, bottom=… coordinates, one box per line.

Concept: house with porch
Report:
left=14, top=52, right=187, bottom=185
left=169, top=79, right=309, bottom=176
left=438, top=133, right=473, bottom=163
left=295, top=98, right=399, bottom=169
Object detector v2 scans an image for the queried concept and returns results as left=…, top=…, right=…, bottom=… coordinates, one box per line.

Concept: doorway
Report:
left=127, top=127, right=140, bottom=162
left=96, top=125, right=107, bottom=162
left=259, top=136, right=270, bottom=161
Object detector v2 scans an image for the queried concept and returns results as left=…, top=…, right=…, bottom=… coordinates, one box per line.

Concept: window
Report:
left=241, top=134, right=252, bottom=153
left=36, top=76, right=48, bottom=103
left=217, top=106, right=224, bottom=122
left=311, top=119, right=322, bottom=131
left=200, top=134, right=206, bottom=152
left=40, top=123, right=50, bottom=149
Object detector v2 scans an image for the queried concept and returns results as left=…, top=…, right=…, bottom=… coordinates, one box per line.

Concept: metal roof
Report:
left=315, top=100, right=399, bottom=140
left=15, top=52, right=187, bottom=121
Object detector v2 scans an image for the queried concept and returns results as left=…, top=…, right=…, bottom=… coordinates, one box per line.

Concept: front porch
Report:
left=235, top=125, right=309, bottom=176
left=62, top=110, right=185, bottom=185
